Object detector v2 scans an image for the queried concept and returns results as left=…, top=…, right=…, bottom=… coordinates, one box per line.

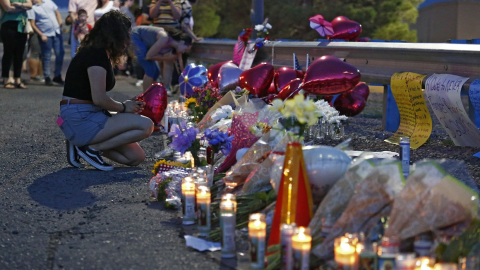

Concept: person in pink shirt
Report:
left=68, top=0, right=97, bottom=58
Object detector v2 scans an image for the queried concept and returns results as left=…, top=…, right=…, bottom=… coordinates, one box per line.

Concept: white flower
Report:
left=265, top=23, right=272, bottom=30
left=211, top=105, right=234, bottom=122
left=255, top=24, right=264, bottom=31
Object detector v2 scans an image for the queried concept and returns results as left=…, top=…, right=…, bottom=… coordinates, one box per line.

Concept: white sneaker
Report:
left=167, top=89, right=173, bottom=96
left=135, top=80, right=143, bottom=87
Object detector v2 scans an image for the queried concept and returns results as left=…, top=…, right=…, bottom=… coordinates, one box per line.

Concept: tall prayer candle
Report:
left=181, top=177, right=194, bottom=215
left=292, top=227, right=311, bottom=270
left=414, top=257, right=434, bottom=270
left=433, top=263, right=457, bottom=270
left=220, top=194, right=236, bottom=258
left=396, top=253, right=416, bottom=270
left=182, top=180, right=196, bottom=225
left=249, top=213, right=266, bottom=269
left=196, top=185, right=211, bottom=236
left=281, top=223, right=296, bottom=270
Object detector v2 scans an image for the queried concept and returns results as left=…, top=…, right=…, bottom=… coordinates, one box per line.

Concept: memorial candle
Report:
left=292, top=227, right=311, bottom=270
left=181, top=177, right=194, bottom=215
left=220, top=194, right=236, bottom=258
left=414, top=257, right=434, bottom=270
left=334, top=236, right=356, bottom=269
left=182, top=180, right=196, bottom=225
left=433, top=263, right=457, bottom=270
left=249, top=213, right=266, bottom=269
left=281, top=223, right=296, bottom=270
left=196, top=185, right=211, bottom=237
left=396, top=253, right=416, bottom=270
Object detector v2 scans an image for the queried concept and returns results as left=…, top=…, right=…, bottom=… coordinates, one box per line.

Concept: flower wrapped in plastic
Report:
left=204, top=128, right=234, bottom=157
left=149, top=167, right=190, bottom=209
left=185, top=82, right=223, bottom=123
left=196, top=91, right=242, bottom=132
left=168, top=120, right=201, bottom=166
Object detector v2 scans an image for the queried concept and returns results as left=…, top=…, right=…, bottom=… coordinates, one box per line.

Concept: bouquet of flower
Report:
left=185, top=82, right=223, bottom=123
left=269, top=94, right=322, bottom=139
left=210, top=105, right=234, bottom=123
left=203, top=128, right=234, bottom=163
left=249, top=19, right=272, bottom=52
left=314, top=99, right=348, bottom=124
left=168, top=120, right=201, bottom=166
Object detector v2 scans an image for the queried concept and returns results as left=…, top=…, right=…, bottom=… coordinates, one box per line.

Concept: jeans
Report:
left=39, top=33, right=64, bottom=78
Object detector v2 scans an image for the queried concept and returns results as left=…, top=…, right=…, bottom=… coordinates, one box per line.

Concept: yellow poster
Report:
left=385, top=72, right=432, bottom=149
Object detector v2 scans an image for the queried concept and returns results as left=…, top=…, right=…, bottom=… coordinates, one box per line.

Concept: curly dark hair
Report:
left=79, top=10, right=132, bottom=65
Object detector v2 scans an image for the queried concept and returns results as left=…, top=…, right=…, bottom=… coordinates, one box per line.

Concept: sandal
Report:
left=3, top=82, right=14, bottom=89
left=15, top=83, right=27, bottom=89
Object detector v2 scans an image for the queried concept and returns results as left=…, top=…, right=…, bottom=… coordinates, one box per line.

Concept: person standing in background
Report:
left=149, top=0, right=181, bottom=95
left=68, top=0, right=97, bottom=58
left=179, top=0, right=201, bottom=42
left=26, top=10, right=43, bottom=83
left=94, top=0, right=118, bottom=22
left=0, top=0, right=32, bottom=89
left=119, top=0, right=134, bottom=25
left=28, top=0, right=65, bottom=86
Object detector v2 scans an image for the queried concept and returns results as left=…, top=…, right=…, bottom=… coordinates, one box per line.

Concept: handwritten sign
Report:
left=469, top=79, right=480, bottom=121
left=425, top=74, right=480, bottom=147
left=239, top=43, right=257, bottom=71
left=385, top=73, right=431, bottom=149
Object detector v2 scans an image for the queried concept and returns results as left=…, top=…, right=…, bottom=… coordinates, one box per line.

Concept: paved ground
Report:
left=0, top=46, right=225, bottom=269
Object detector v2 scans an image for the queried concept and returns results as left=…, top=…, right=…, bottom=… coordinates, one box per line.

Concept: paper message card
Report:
left=469, top=79, right=480, bottom=119
left=425, top=74, right=480, bottom=147
left=385, top=72, right=431, bottom=149
left=239, top=43, right=257, bottom=71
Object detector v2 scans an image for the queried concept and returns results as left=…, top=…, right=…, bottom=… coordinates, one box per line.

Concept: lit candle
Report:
left=396, top=253, right=416, bottom=270
left=182, top=180, right=196, bottom=225
left=196, top=185, right=211, bottom=237
left=181, top=177, right=194, bottom=215
left=220, top=194, right=236, bottom=258
left=281, top=223, right=296, bottom=270
left=249, top=213, right=266, bottom=269
left=292, top=227, right=311, bottom=270
left=433, top=263, right=457, bottom=270
left=414, top=257, right=435, bottom=270
left=334, top=236, right=356, bottom=269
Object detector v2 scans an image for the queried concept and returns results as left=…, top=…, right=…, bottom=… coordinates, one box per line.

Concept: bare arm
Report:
left=30, top=19, right=47, bottom=42
left=55, top=9, right=62, bottom=27
left=168, top=0, right=181, bottom=20
left=87, top=66, right=143, bottom=113
left=1, top=0, right=28, bottom=12
left=140, top=14, right=151, bottom=25
left=149, top=2, right=161, bottom=20
left=181, top=22, right=202, bottom=42
left=145, top=31, right=170, bottom=60
left=69, top=11, right=77, bottom=23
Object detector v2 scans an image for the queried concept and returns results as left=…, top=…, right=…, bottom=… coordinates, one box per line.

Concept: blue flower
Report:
left=168, top=120, right=199, bottom=155
left=204, top=128, right=234, bottom=156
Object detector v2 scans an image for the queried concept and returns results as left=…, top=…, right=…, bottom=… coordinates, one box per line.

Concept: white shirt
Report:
left=94, top=1, right=118, bottom=21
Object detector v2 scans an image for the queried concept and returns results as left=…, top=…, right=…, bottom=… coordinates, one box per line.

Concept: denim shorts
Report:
left=59, top=103, right=109, bottom=147
left=131, top=33, right=160, bottom=81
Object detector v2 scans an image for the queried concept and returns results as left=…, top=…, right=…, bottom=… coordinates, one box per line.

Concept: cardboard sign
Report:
left=425, top=74, right=480, bottom=147
left=385, top=72, right=431, bottom=149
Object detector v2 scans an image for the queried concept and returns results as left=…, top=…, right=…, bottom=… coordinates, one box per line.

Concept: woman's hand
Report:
left=123, top=100, right=145, bottom=114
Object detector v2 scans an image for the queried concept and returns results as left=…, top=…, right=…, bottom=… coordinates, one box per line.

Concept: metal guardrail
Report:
left=189, top=40, right=480, bottom=128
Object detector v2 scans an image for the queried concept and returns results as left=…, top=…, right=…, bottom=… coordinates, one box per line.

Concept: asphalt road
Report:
left=0, top=49, right=223, bottom=269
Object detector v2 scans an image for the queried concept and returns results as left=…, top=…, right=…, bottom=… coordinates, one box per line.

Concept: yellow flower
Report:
left=269, top=99, right=284, bottom=112
left=184, top=98, right=197, bottom=108
left=152, top=159, right=190, bottom=175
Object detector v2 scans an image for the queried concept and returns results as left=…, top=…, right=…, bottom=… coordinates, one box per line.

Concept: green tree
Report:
left=192, top=0, right=221, bottom=37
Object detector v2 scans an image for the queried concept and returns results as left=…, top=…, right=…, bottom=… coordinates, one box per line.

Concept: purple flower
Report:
left=204, top=128, right=234, bottom=156
left=168, top=120, right=199, bottom=155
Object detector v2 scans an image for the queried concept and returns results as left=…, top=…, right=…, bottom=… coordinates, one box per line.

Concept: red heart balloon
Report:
left=208, top=60, right=232, bottom=87
left=348, top=82, right=370, bottom=100
left=296, top=70, right=305, bottom=79
left=333, top=92, right=366, bottom=116
left=329, top=16, right=362, bottom=41
left=135, top=83, right=168, bottom=125
left=302, top=55, right=361, bottom=95
left=277, top=78, right=302, bottom=100
left=322, top=95, right=334, bottom=103
left=268, top=81, right=278, bottom=94
left=239, top=62, right=275, bottom=97
left=274, top=67, right=303, bottom=91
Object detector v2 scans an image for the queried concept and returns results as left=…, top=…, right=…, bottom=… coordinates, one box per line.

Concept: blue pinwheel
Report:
left=179, top=64, right=208, bottom=97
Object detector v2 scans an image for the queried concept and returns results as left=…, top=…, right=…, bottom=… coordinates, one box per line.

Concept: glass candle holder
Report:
left=249, top=213, right=266, bottom=269
left=330, top=122, right=344, bottom=140
left=292, top=227, right=311, bottom=270
left=414, top=257, right=435, bottom=270
left=220, top=194, right=236, bottom=258
left=181, top=176, right=194, bottom=215
left=396, top=253, right=416, bottom=270
left=281, top=223, right=296, bottom=270
left=434, top=263, right=458, bottom=270
left=196, top=185, right=211, bottom=237
left=334, top=235, right=357, bottom=269
left=182, top=180, right=196, bottom=225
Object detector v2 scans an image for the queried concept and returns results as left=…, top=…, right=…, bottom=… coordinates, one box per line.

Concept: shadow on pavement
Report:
left=27, top=167, right=146, bottom=211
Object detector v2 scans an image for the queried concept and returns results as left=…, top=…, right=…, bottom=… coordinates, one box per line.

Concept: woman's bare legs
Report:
left=142, top=74, right=154, bottom=92
left=88, top=113, right=154, bottom=166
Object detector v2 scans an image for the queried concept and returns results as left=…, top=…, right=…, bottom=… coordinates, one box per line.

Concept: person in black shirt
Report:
left=58, top=10, right=153, bottom=171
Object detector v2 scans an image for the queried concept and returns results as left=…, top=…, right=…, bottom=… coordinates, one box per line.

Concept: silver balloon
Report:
left=218, top=62, right=243, bottom=91
left=270, top=145, right=351, bottom=205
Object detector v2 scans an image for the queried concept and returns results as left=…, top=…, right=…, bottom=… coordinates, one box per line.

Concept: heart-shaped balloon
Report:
left=268, top=81, right=278, bottom=94
left=277, top=78, right=302, bottom=100
left=218, top=62, right=243, bottom=92
left=333, top=92, right=366, bottom=116
left=274, top=67, right=303, bottom=91
left=135, top=83, right=168, bottom=125
left=302, top=55, right=361, bottom=95
left=179, top=63, right=207, bottom=97
left=323, top=95, right=334, bottom=103
left=208, top=60, right=232, bottom=87
left=348, top=82, right=370, bottom=100
left=239, top=62, right=275, bottom=97
left=329, top=16, right=362, bottom=41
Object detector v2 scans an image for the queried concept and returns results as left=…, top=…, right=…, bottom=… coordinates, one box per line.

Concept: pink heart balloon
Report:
left=274, top=67, right=303, bottom=91
left=333, top=92, right=366, bottom=116
left=302, top=55, right=361, bottom=95
left=329, top=16, right=362, bottom=41
left=135, top=83, right=168, bottom=125
left=218, top=62, right=243, bottom=92
left=277, top=78, right=302, bottom=100
left=348, top=82, right=370, bottom=100
left=268, top=81, right=278, bottom=94
left=239, top=62, right=275, bottom=98
left=208, top=60, right=232, bottom=87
